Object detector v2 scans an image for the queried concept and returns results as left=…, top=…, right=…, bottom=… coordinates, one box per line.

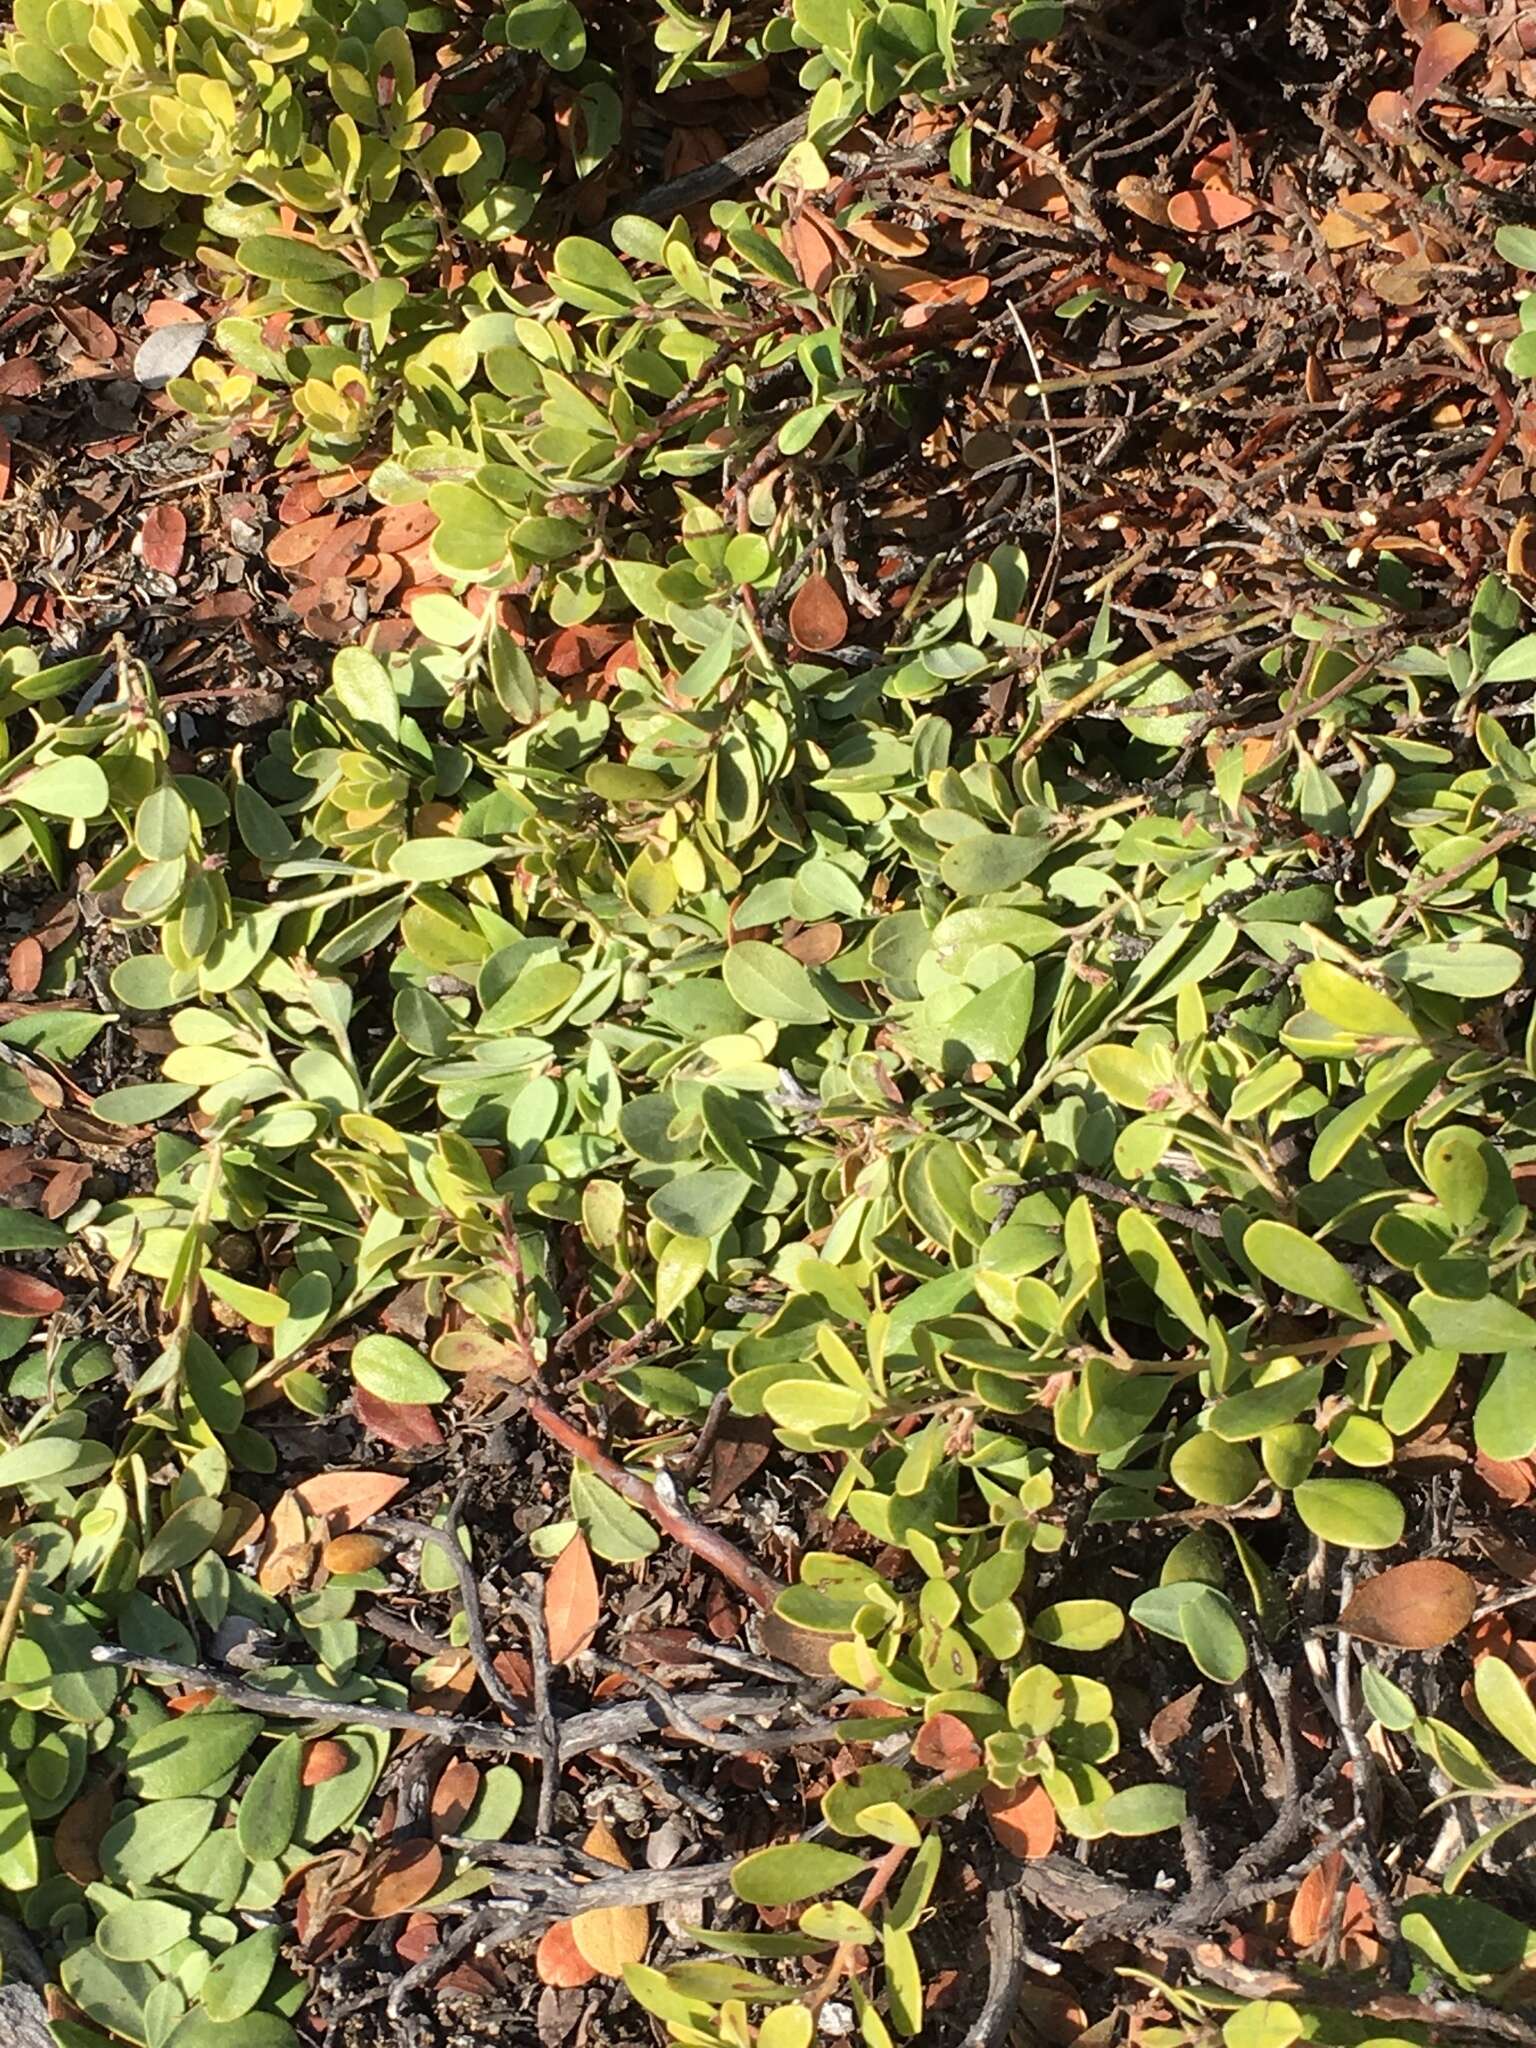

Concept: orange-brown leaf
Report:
left=7, top=937, right=42, bottom=994
left=0, top=1269, right=63, bottom=1315
left=1338, top=1559, right=1478, bottom=1649
left=349, top=1842, right=443, bottom=1919
left=430, top=1757, right=480, bottom=1834
left=1166, top=187, right=1256, bottom=234
left=302, top=1740, right=352, bottom=1786
left=570, top=1896, right=649, bottom=1977
left=789, top=573, right=848, bottom=654
left=321, top=1532, right=391, bottom=1575
left=1411, top=21, right=1479, bottom=107
left=912, top=1712, right=983, bottom=1777
left=536, top=1920, right=598, bottom=1988
left=139, top=504, right=187, bottom=578
left=982, top=1779, right=1057, bottom=1860
left=545, top=1530, right=601, bottom=1665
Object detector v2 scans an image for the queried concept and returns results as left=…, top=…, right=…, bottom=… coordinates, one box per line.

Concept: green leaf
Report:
left=1116, top=1209, right=1206, bottom=1338
left=92, top=1082, right=198, bottom=1125
left=0, top=1763, right=36, bottom=1888
left=11, top=755, right=111, bottom=820
left=1380, top=940, right=1523, bottom=996
left=388, top=839, right=499, bottom=881
left=1177, top=1584, right=1248, bottom=1682
left=1169, top=1432, right=1261, bottom=1507
left=1292, top=1478, right=1404, bottom=1550
left=350, top=1333, right=448, bottom=1405
left=1097, top=1783, right=1186, bottom=1835
left=1475, top=1351, right=1536, bottom=1460
left=1297, top=960, right=1417, bottom=1041
left=124, top=1711, right=261, bottom=1799
left=237, top=1734, right=303, bottom=1861
left=201, top=1926, right=283, bottom=2023
left=237, top=234, right=355, bottom=281
left=1473, top=1656, right=1536, bottom=1767
left=731, top=1841, right=868, bottom=1907
left=1030, top=1600, right=1123, bottom=1651
left=0, top=1211, right=64, bottom=1252
left=1411, top=1290, right=1536, bottom=1354
left=1243, top=1220, right=1368, bottom=1321
left=1223, top=2003, right=1302, bottom=2048
left=1495, top=224, right=1536, bottom=270
left=570, top=1463, right=660, bottom=1563
left=96, top=1899, right=193, bottom=1962
left=649, top=1167, right=751, bottom=1239
left=722, top=941, right=830, bottom=1026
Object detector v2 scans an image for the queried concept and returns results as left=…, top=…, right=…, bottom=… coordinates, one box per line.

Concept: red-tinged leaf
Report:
left=139, top=504, right=187, bottom=578
left=267, top=514, right=339, bottom=569
left=1368, top=89, right=1410, bottom=136
left=536, top=1920, right=598, bottom=1988
left=1166, top=187, right=1257, bottom=234
left=0, top=1270, right=63, bottom=1316
left=1338, top=1559, right=1479, bottom=1650
left=394, top=1912, right=438, bottom=1964
left=982, top=1778, right=1057, bottom=1859
left=1289, top=1850, right=1377, bottom=1964
left=7, top=937, right=42, bottom=994
left=544, top=1530, right=601, bottom=1665
left=1394, top=0, right=1437, bottom=38
left=144, top=297, right=206, bottom=329
left=293, top=1470, right=409, bottom=1532
left=349, top=1841, right=443, bottom=1919
left=373, top=502, right=439, bottom=554
left=302, top=1739, right=351, bottom=1786
left=55, top=304, right=118, bottom=361
left=167, top=1689, right=218, bottom=1713
left=430, top=1757, right=480, bottom=1834
left=899, top=273, right=989, bottom=308
left=0, top=426, right=11, bottom=503
left=1412, top=21, right=1479, bottom=105
left=787, top=209, right=843, bottom=295
left=789, top=572, right=848, bottom=654
left=913, top=1712, right=983, bottom=1777
left=353, top=1386, right=444, bottom=1449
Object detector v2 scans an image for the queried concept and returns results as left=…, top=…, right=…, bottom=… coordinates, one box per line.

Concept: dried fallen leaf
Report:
left=134, top=320, right=208, bottom=389
left=349, top=1841, right=443, bottom=1919
left=53, top=1778, right=114, bottom=1883
left=1338, top=1559, right=1478, bottom=1649
left=353, top=1386, right=445, bottom=1450
left=1115, top=175, right=1171, bottom=227
left=535, top=1920, right=598, bottom=1988
left=322, top=1532, right=391, bottom=1575
left=569, top=1819, right=648, bottom=1977
left=1289, top=1850, right=1378, bottom=1964
left=139, top=503, right=188, bottom=578
left=912, top=1712, right=983, bottom=1777
left=1411, top=21, right=1479, bottom=107
left=293, top=1470, right=408, bottom=1532
left=1166, top=187, right=1256, bottom=234
left=302, top=1740, right=352, bottom=1786
left=981, top=1778, right=1057, bottom=1860
left=430, top=1757, right=480, bottom=1834
left=544, top=1530, right=601, bottom=1665
left=0, top=1270, right=64, bottom=1316
left=7, top=937, right=43, bottom=994
left=1319, top=191, right=1394, bottom=249
left=789, top=572, right=848, bottom=653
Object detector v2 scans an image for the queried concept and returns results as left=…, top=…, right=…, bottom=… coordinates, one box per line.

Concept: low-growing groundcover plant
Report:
left=3, top=1, right=1536, bottom=2045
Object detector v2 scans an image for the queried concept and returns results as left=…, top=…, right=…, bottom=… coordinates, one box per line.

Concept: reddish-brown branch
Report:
left=518, top=1389, right=785, bottom=1612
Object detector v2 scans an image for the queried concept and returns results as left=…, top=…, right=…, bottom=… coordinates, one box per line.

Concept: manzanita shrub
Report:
left=5, top=6, right=1536, bottom=2043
